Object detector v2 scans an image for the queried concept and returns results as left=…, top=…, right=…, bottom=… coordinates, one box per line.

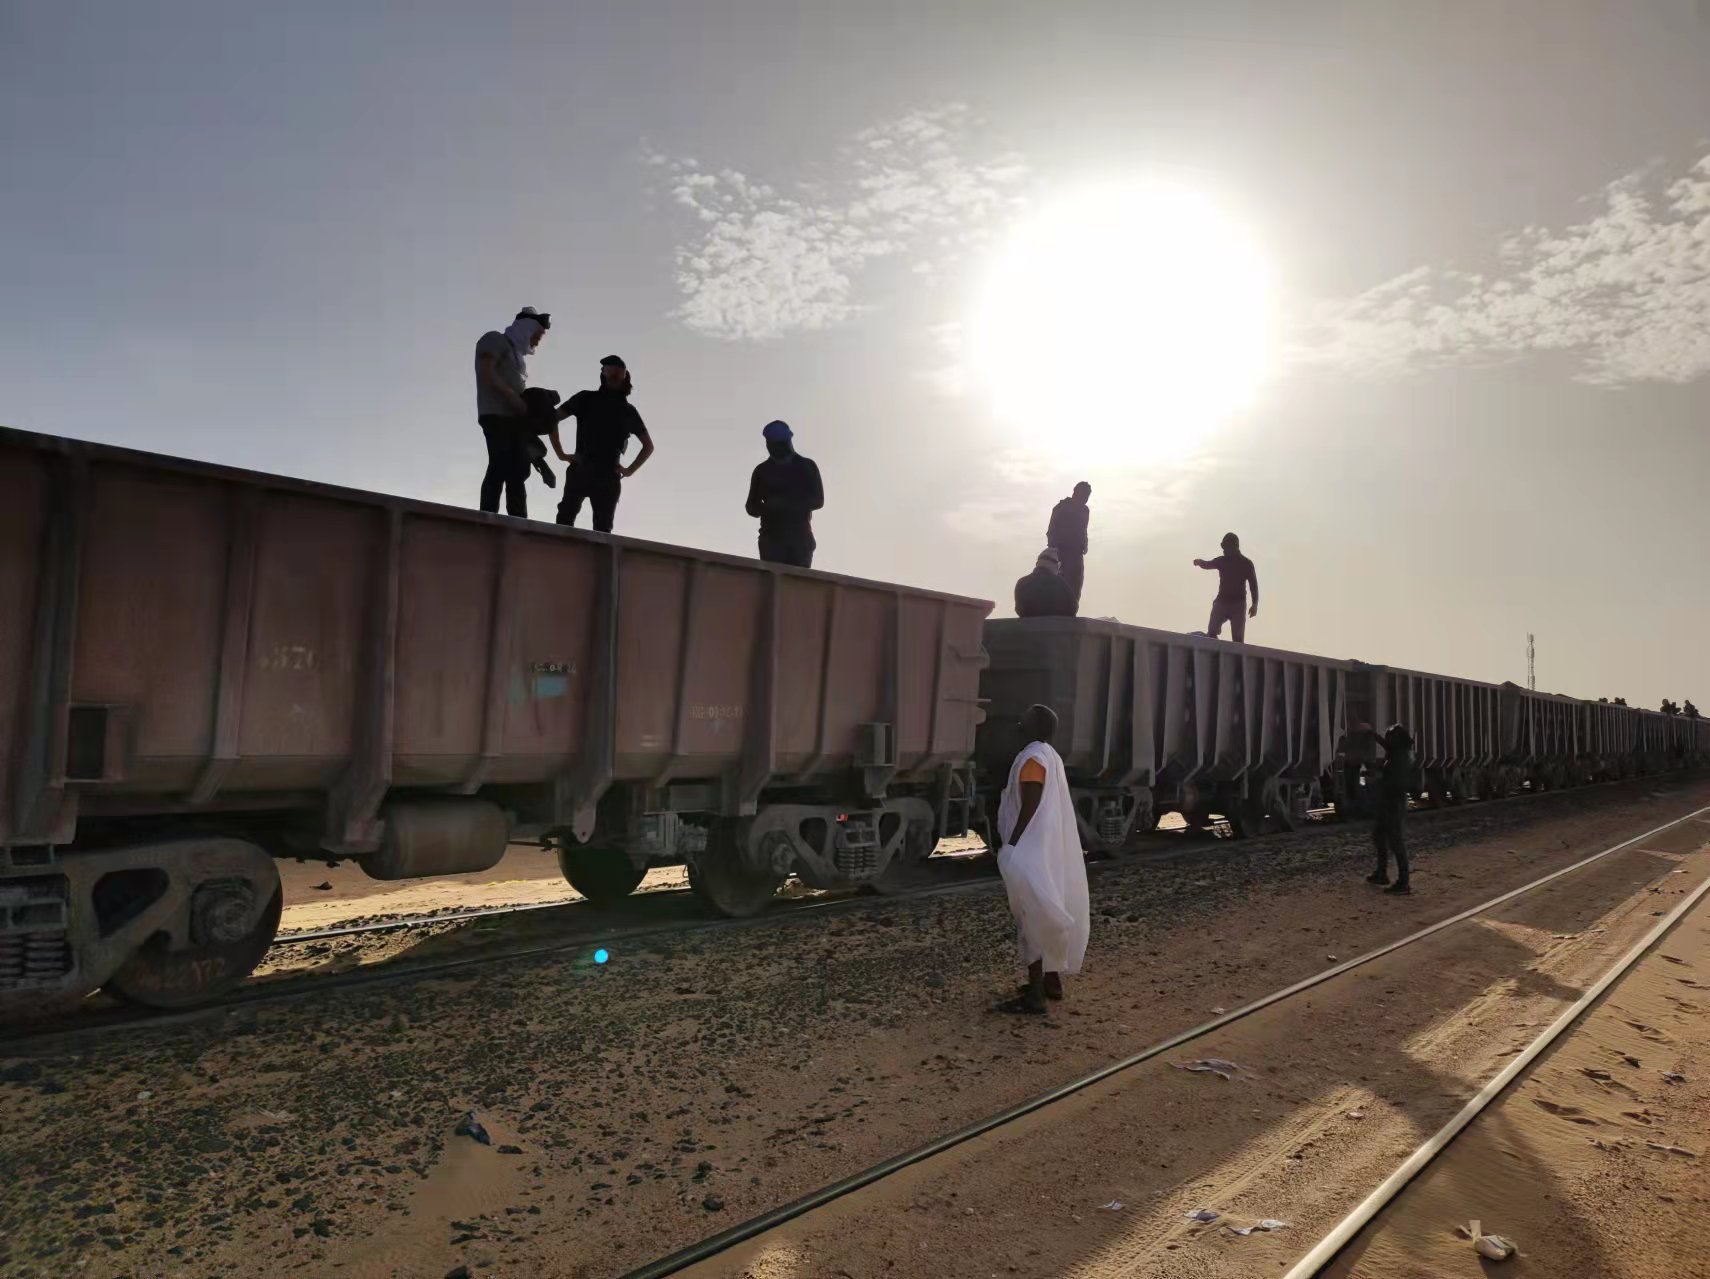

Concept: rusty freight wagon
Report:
left=976, top=618, right=1347, bottom=850
left=0, top=426, right=990, bottom=1014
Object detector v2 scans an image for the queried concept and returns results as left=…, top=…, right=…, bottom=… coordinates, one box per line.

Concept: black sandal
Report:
left=991, top=994, right=1048, bottom=1015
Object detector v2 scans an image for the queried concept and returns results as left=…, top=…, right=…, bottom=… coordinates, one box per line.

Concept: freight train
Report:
left=2, top=426, right=1705, bottom=1016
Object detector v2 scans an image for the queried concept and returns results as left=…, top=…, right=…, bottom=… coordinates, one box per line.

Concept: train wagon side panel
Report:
left=0, top=425, right=991, bottom=1010
left=979, top=618, right=1348, bottom=849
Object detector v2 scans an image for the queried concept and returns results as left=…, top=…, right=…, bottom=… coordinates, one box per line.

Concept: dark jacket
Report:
left=1015, top=569, right=1078, bottom=618
left=1047, top=498, right=1089, bottom=556
left=1377, top=726, right=1415, bottom=803
left=745, top=453, right=824, bottom=539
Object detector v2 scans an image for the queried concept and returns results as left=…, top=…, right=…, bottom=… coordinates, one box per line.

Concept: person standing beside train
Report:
left=1046, top=482, right=1092, bottom=606
left=1193, top=532, right=1259, bottom=642
left=1367, top=722, right=1415, bottom=895
left=992, top=703, right=1090, bottom=1014
left=474, top=306, right=559, bottom=518
left=746, top=420, right=824, bottom=568
left=550, top=355, right=655, bottom=533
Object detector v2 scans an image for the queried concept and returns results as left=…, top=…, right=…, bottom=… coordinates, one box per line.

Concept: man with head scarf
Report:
left=1014, top=548, right=1079, bottom=618
left=745, top=420, right=824, bottom=568
left=1192, top=531, right=1259, bottom=642
left=1046, top=482, right=1093, bottom=606
left=1367, top=722, right=1416, bottom=895
left=474, top=307, right=558, bottom=517
left=992, top=704, right=1090, bottom=1014
left=550, top=355, right=655, bottom=533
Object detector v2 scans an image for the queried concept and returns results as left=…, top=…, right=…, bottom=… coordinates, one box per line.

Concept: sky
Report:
left=3, top=1, right=1708, bottom=709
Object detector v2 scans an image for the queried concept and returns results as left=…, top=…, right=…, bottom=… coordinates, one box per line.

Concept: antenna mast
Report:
left=1527, top=633, right=1536, bottom=691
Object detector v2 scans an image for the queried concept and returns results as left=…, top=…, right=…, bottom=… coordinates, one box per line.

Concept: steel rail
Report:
left=1281, top=853, right=1710, bottom=1277
left=268, top=772, right=1675, bottom=946
left=614, top=801, right=1710, bottom=1279
left=5, top=778, right=1697, bottom=1052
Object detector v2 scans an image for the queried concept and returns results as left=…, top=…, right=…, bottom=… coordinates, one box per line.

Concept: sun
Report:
left=965, top=180, right=1275, bottom=463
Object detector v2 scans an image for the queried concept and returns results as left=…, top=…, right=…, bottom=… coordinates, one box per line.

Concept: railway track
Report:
left=1280, top=863, right=1710, bottom=1276
left=263, top=771, right=1662, bottom=946
left=4, top=773, right=1695, bottom=1053
left=611, top=798, right=1710, bottom=1279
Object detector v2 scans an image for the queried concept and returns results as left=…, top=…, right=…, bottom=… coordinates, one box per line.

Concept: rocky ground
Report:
left=1, top=779, right=1706, bottom=1279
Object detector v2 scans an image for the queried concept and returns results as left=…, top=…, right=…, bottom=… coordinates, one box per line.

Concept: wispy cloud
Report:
left=648, top=105, right=1028, bottom=341
left=1294, top=153, right=1710, bottom=386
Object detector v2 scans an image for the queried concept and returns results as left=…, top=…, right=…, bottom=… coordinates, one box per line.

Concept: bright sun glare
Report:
left=967, top=181, right=1275, bottom=463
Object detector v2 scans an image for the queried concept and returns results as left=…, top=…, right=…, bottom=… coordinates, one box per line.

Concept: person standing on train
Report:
left=1193, top=532, right=1259, bottom=642
left=1014, top=549, right=1079, bottom=618
left=746, top=420, right=824, bottom=568
left=1046, top=482, right=1092, bottom=606
left=550, top=355, right=655, bottom=533
left=1368, top=722, right=1415, bottom=895
left=475, top=307, right=558, bottom=517
left=992, top=703, right=1090, bottom=1014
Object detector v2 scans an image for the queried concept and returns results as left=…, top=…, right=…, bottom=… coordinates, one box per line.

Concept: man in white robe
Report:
left=993, top=704, right=1090, bottom=1014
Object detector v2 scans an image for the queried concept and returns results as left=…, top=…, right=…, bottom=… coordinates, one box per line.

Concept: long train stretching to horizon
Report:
left=2, top=425, right=1705, bottom=1016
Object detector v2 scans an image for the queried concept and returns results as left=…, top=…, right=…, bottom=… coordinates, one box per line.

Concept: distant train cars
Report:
left=978, top=624, right=1706, bottom=852
left=0, top=424, right=1704, bottom=1016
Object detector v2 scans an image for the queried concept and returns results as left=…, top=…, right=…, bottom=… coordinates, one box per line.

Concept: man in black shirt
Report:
left=550, top=355, right=655, bottom=532
left=1192, top=532, right=1259, bottom=642
left=1015, top=549, right=1079, bottom=618
left=745, top=420, right=824, bottom=568
left=1046, top=482, right=1092, bottom=605
left=1367, top=723, right=1415, bottom=895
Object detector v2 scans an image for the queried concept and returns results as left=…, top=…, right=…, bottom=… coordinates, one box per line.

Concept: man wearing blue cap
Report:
left=745, top=420, right=823, bottom=568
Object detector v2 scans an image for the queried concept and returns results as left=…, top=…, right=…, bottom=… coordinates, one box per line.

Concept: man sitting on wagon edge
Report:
left=1015, top=548, right=1079, bottom=619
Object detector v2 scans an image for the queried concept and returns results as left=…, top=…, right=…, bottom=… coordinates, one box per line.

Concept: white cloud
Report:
left=650, top=105, right=1028, bottom=341
left=1294, top=153, right=1710, bottom=386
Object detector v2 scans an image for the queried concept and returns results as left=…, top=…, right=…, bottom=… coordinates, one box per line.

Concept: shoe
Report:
left=533, top=460, right=557, bottom=489
left=1366, top=873, right=1390, bottom=885
left=1384, top=881, right=1411, bottom=895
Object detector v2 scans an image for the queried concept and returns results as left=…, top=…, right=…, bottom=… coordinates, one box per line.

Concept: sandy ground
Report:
left=275, top=836, right=992, bottom=934
left=1324, top=863, right=1710, bottom=1279
left=0, top=781, right=1706, bottom=1279
left=687, top=808, right=1710, bottom=1279
left=276, top=844, right=631, bottom=934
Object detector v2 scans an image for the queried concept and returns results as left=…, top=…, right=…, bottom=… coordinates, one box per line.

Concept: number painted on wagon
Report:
left=259, top=644, right=317, bottom=672
left=688, top=704, right=744, bottom=721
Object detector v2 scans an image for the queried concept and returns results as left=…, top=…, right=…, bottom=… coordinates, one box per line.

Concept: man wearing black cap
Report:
left=745, top=420, right=823, bottom=568
left=550, top=355, right=655, bottom=533
left=474, top=306, right=558, bottom=517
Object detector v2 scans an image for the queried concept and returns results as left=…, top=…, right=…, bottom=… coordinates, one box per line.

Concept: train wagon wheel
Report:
left=872, top=819, right=937, bottom=895
left=105, top=858, right=283, bottom=1010
left=558, top=845, right=646, bottom=909
left=688, top=821, right=783, bottom=917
